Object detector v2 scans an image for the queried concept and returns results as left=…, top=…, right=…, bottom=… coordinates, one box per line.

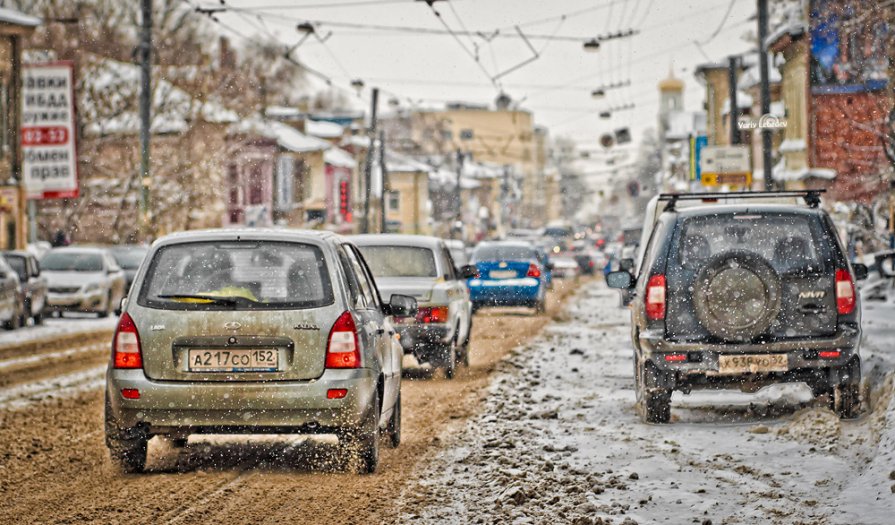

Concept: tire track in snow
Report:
left=0, top=364, right=105, bottom=410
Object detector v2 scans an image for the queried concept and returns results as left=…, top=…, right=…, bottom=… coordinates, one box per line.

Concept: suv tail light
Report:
left=526, top=263, right=541, bottom=278
left=113, top=312, right=143, bottom=369
left=326, top=310, right=361, bottom=368
left=645, top=274, right=667, bottom=320
left=835, top=268, right=856, bottom=315
left=417, top=306, right=449, bottom=324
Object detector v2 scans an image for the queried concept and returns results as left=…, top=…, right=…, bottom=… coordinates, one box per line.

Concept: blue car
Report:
left=467, top=241, right=548, bottom=314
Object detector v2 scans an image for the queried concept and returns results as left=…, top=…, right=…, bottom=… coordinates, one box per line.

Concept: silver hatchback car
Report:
left=104, top=229, right=416, bottom=474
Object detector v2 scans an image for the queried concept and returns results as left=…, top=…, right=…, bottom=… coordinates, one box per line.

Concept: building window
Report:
left=387, top=191, right=400, bottom=212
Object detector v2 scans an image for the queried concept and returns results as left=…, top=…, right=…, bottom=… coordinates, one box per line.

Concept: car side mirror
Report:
left=606, top=271, right=635, bottom=290
left=120, top=297, right=128, bottom=311
left=458, top=264, right=479, bottom=279
left=852, top=263, right=869, bottom=281
left=546, top=262, right=555, bottom=271
left=619, top=258, right=634, bottom=272
left=387, top=294, right=418, bottom=318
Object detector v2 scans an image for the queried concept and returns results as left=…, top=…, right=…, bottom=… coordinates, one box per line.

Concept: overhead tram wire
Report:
left=698, top=0, right=738, bottom=45
left=425, top=2, right=496, bottom=86
left=236, top=0, right=417, bottom=10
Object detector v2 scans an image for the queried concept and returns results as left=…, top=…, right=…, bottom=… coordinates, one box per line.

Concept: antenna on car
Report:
left=657, top=190, right=826, bottom=211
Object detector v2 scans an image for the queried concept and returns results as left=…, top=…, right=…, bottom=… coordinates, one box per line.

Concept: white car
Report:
left=43, top=247, right=127, bottom=317
left=352, top=234, right=477, bottom=379
left=550, top=255, right=580, bottom=280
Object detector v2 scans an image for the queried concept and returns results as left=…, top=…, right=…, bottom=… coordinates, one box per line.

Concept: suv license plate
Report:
left=718, top=354, right=787, bottom=375
left=188, top=349, right=279, bottom=372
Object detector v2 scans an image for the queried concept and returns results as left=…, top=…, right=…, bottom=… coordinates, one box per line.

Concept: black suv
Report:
left=608, top=191, right=868, bottom=423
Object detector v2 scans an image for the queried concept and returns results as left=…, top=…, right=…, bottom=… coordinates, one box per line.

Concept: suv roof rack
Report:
left=657, top=189, right=825, bottom=211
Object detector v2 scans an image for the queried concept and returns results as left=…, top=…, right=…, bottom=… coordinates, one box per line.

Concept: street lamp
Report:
left=583, top=39, right=601, bottom=52
left=591, top=88, right=606, bottom=99
left=599, top=111, right=612, bottom=119
left=350, top=78, right=365, bottom=94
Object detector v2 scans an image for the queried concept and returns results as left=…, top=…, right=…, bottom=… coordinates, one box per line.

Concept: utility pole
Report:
left=728, top=56, right=740, bottom=146
left=378, top=129, right=388, bottom=234
left=139, top=0, right=152, bottom=236
left=758, top=0, right=773, bottom=190
left=454, top=149, right=465, bottom=240
left=362, top=87, right=379, bottom=234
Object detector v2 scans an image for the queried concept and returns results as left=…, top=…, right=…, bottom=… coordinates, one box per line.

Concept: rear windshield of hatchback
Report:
left=472, top=245, right=536, bottom=262
left=42, top=252, right=104, bottom=272
left=138, top=241, right=333, bottom=310
left=677, top=213, right=830, bottom=274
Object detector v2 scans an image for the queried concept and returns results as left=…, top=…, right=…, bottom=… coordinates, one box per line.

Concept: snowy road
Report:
left=397, top=280, right=895, bottom=524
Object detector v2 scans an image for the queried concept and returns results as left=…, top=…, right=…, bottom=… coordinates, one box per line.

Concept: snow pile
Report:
left=398, top=281, right=895, bottom=524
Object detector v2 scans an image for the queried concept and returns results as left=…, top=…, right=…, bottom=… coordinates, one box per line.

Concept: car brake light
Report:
left=121, top=388, right=140, bottom=399
left=819, top=350, right=841, bottom=359
left=113, top=312, right=143, bottom=369
left=527, top=263, right=541, bottom=278
left=326, top=311, right=361, bottom=368
left=417, top=306, right=449, bottom=324
left=835, top=269, right=855, bottom=315
left=645, top=274, right=666, bottom=320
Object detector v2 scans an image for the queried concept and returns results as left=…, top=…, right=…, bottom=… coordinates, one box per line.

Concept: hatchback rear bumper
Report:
left=468, top=278, right=541, bottom=305
left=106, top=367, right=376, bottom=435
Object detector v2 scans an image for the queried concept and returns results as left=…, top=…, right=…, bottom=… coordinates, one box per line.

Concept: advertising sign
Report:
left=810, top=0, right=889, bottom=94
left=689, top=135, right=707, bottom=181
left=21, top=63, right=79, bottom=199
left=700, top=145, right=752, bottom=187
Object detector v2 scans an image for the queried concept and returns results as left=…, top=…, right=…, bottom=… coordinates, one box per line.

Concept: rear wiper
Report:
left=157, top=294, right=256, bottom=305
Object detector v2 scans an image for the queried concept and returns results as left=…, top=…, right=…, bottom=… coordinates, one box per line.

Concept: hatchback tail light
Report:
left=645, top=274, right=666, bottom=321
left=113, top=312, right=143, bottom=369
left=526, top=263, right=541, bottom=278
left=326, top=310, right=361, bottom=368
left=835, top=268, right=856, bottom=315
left=417, top=306, right=449, bottom=324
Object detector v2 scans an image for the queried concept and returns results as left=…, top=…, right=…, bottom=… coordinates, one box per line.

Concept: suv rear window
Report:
left=678, top=213, right=828, bottom=274
left=138, top=241, right=333, bottom=310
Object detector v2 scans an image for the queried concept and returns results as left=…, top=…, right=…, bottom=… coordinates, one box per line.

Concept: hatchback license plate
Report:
left=188, top=349, right=279, bottom=372
left=489, top=270, right=517, bottom=279
left=718, top=354, right=787, bottom=375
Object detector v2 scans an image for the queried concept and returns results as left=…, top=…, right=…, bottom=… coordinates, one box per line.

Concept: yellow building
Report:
left=694, top=63, right=731, bottom=147
left=384, top=151, right=431, bottom=235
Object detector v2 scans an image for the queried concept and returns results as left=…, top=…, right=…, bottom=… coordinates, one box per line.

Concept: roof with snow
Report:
left=0, top=7, right=40, bottom=27
left=773, top=157, right=836, bottom=182
left=307, top=119, right=345, bottom=139
left=229, top=118, right=331, bottom=153
left=324, top=146, right=356, bottom=169
left=386, top=151, right=434, bottom=173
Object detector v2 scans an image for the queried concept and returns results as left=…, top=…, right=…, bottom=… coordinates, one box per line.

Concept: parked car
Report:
left=534, top=246, right=553, bottom=290
left=0, top=256, right=23, bottom=330
left=2, top=251, right=47, bottom=325
left=468, top=241, right=549, bottom=314
left=42, top=247, right=127, bottom=317
left=608, top=191, right=867, bottom=423
left=108, top=245, right=148, bottom=292
left=353, top=234, right=476, bottom=378
left=104, top=229, right=416, bottom=474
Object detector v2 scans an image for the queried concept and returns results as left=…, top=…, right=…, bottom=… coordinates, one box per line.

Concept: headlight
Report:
left=84, top=282, right=101, bottom=293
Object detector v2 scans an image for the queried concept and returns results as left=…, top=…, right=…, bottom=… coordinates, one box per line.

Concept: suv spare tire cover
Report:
left=692, top=250, right=782, bottom=342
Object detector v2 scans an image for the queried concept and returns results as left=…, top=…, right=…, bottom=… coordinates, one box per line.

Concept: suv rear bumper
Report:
left=105, top=367, right=376, bottom=435
left=638, top=324, right=860, bottom=375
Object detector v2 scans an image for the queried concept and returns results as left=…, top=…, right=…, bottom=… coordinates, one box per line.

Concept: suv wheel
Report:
left=636, top=360, right=672, bottom=424
left=341, top=390, right=380, bottom=474
left=104, top=399, right=147, bottom=473
left=833, top=357, right=862, bottom=419
left=385, top=391, right=401, bottom=448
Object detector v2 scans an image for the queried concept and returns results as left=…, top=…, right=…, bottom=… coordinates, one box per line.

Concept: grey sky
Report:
left=216, top=0, right=756, bottom=146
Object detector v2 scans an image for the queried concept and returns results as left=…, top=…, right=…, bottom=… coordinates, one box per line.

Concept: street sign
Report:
left=21, top=62, right=79, bottom=200
left=700, top=145, right=751, bottom=187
